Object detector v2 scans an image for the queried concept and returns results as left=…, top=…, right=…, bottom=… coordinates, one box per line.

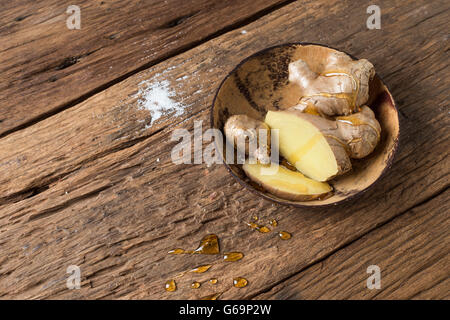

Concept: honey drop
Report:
left=270, top=219, right=278, bottom=227
left=279, top=231, right=292, bottom=240
left=168, top=234, right=220, bottom=255
left=246, top=222, right=271, bottom=233
left=233, top=277, right=248, bottom=288
left=223, top=252, right=244, bottom=262
left=246, top=222, right=258, bottom=229
left=209, top=278, right=218, bottom=285
left=165, top=279, right=177, bottom=292
left=191, top=281, right=201, bottom=289
left=168, top=248, right=185, bottom=254
left=258, top=226, right=271, bottom=233
left=190, top=264, right=212, bottom=273
left=200, top=292, right=222, bottom=300
left=193, top=234, right=220, bottom=254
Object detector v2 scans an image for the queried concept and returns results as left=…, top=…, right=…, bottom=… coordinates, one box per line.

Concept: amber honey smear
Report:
left=223, top=252, right=244, bottom=262
left=320, top=70, right=360, bottom=112
left=233, top=277, right=248, bottom=288
left=336, top=115, right=381, bottom=139
left=288, top=133, right=323, bottom=166
left=303, top=103, right=321, bottom=116
left=304, top=92, right=356, bottom=110
left=209, top=278, right=218, bottom=285
left=323, top=133, right=351, bottom=152
left=200, top=292, right=222, bottom=300
left=170, top=263, right=213, bottom=280
left=167, top=248, right=185, bottom=254
left=191, top=281, right=201, bottom=289
left=269, top=219, right=278, bottom=227
left=190, top=264, right=213, bottom=273
left=280, top=158, right=297, bottom=171
left=168, top=234, right=220, bottom=255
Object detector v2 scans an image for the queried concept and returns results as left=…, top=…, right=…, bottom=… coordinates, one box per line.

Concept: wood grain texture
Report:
left=254, top=190, right=450, bottom=300
left=0, top=0, right=290, bottom=136
left=0, top=0, right=448, bottom=299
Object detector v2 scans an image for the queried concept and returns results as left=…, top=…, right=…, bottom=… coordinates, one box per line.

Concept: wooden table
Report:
left=0, top=0, right=448, bottom=300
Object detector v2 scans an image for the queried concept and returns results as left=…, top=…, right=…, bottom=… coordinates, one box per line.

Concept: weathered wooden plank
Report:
left=1, top=0, right=448, bottom=205
left=0, top=0, right=448, bottom=299
left=0, top=104, right=446, bottom=299
left=254, top=190, right=450, bottom=300
left=0, top=0, right=291, bottom=136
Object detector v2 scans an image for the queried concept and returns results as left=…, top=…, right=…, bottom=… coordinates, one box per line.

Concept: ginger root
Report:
left=243, top=162, right=332, bottom=201
left=225, top=53, right=381, bottom=201
left=265, top=106, right=381, bottom=180
left=265, top=109, right=352, bottom=181
left=289, top=51, right=375, bottom=116
left=336, top=106, right=381, bottom=159
left=224, top=115, right=271, bottom=164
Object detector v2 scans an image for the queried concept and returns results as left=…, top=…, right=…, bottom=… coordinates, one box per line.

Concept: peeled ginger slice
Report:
left=243, top=162, right=332, bottom=201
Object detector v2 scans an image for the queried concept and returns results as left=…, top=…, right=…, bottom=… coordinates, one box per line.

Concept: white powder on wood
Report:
left=136, top=78, right=186, bottom=126
left=176, top=75, right=189, bottom=81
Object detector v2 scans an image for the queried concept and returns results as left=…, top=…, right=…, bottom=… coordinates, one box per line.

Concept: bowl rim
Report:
left=210, top=42, right=400, bottom=208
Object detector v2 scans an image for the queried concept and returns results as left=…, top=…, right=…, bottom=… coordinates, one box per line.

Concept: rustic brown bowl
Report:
left=211, top=43, right=399, bottom=207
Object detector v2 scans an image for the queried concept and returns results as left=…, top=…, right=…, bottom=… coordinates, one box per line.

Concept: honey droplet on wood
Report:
left=246, top=222, right=258, bottom=229
left=168, top=234, right=220, bottom=255
left=223, top=252, right=244, bottom=262
left=190, top=264, right=212, bottom=273
left=193, top=234, right=220, bottom=254
left=233, top=277, right=248, bottom=288
left=246, top=222, right=271, bottom=233
left=200, top=292, right=222, bottom=300
left=165, top=279, right=176, bottom=292
left=270, top=219, right=278, bottom=227
left=279, top=231, right=292, bottom=240
left=209, top=278, right=218, bottom=284
left=252, top=215, right=258, bottom=221
left=168, top=248, right=185, bottom=254
left=191, top=281, right=201, bottom=289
